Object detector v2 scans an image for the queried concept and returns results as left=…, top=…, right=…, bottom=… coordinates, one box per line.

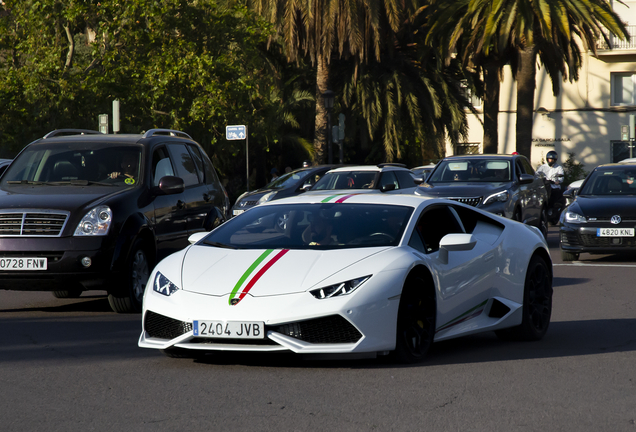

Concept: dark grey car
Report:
left=415, top=154, right=549, bottom=238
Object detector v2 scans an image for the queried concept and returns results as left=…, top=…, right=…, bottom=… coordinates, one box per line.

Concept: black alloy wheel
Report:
left=393, top=275, right=436, bottom=363
left=108, top=240, right=151, bottom=313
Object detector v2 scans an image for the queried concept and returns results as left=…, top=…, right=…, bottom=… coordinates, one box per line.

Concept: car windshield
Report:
left=201, top=203, right=413, bottom=250
left=428, top=159, right=511, bottom=183
left=312, top=171, right=378, bottom=190
left=264, top=169, right=308, bottom=190
left=1, top=143, right=143, bottom=187
left=578, top=168, right=636, bottom=196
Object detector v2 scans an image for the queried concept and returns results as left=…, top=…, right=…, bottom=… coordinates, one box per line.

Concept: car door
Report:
left=513, top=158, right=536, bottom=224
left=166, top=143, right=213, bottom=235
left=151, top=145, right=190, bottom=257
left=409, top=204, right=498, bottom=332
left=519, top=156, right=545, bottom=224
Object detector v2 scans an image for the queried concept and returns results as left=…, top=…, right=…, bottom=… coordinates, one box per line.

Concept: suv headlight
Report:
left=153, top=271, right=179, bottom=296
left=483, top=191, right=509, bottom=205
left=310, top=276, right=371, bottom=299
left=564, top=211, right=587, bottom=224
left=74, top=205, right=112, bottom=236
left=257, top=191, right=277, bottom=204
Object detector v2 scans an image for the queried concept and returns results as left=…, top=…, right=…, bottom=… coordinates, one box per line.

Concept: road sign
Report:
left=226, top=125, right=246, bottom=140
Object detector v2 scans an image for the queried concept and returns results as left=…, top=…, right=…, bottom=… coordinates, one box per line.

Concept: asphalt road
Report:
left=1, top=227, right=635, bottom=432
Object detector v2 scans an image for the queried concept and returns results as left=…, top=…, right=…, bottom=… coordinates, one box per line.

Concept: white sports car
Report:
left=139, top=193, right=553, bottom=362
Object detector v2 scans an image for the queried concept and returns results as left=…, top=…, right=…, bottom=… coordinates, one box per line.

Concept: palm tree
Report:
left=249, top=0, right=411, bottom=163
left=427, top=0, right=627, bottom=159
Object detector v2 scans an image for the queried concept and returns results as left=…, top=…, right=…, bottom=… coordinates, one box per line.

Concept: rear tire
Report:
left=496, top=255, right=552, bottom=341
left=561, top=250, right=579, bottom=261
left=108, top=240, right=151, bottom=313
left=392, top=275, right=436, bottom=363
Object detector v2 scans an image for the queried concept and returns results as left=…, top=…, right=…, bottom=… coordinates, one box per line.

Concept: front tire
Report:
left=392, top=275, right=436, bottom=363
left=496, top=255, right=552, bottom=341
left=108, top=240, right=151, bottom=313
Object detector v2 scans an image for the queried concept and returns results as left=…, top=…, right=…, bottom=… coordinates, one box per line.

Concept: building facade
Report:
left=450, top=1, right=636, bottom=171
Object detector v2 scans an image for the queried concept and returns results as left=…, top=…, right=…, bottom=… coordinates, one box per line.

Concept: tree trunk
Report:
left=516, top=47, right=537, bottom=159
left=482, top=63, right=500, bottom=154
left=314, top=55, right=329, bottom=164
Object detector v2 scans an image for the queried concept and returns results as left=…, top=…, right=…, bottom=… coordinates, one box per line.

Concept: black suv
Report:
left=0, top=129, right=229, bottom=313
left=415, top=154, right=549, bottom=238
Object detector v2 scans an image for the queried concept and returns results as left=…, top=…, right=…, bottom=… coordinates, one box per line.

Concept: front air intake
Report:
left=144, top=311, right=193, bottom=340
left=271, top=315, right=362, bottom=344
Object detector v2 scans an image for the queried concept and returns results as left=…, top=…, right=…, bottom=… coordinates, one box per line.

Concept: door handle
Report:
left=176, top=200, right=185, bottom=210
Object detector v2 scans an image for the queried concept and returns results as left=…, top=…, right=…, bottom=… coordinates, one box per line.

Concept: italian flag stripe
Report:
left=335, top=194, right=357, bottom=203
left=321, top=195, right=340, bottom=203
left=228, top=249, right=274, bottom=304
left=237, top=249, right=290, bottom=301
left=436, top=299, right=488, bottom=332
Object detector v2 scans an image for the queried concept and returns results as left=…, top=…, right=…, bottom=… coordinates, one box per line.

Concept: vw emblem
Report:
left=611, top=215, right=621, bottom=225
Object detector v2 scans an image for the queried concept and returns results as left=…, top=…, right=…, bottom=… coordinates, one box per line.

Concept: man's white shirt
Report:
left=537, top=164, right=564, bottom=188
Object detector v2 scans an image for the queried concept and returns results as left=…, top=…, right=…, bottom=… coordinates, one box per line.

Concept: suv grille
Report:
left=449, top=197, right=482, bottom=207
left=0, top=211, right=69, bottom=237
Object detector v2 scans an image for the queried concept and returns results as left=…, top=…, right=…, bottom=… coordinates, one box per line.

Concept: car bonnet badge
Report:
left=611, top=215, right=621, bottom=224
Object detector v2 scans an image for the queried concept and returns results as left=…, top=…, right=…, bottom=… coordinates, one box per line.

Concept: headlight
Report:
left=482, top=191, right=509, bottom=205
left=257, top=191, right=277, bottom=204
left=153, top=271, right=179, bottom=296
left=310, top=276, right=371, bottom=299
left=564, top=211, right=587, bottom=224
left=234, top=191, right=248, bottom=207
left=74, top=205, right=112, bottom=236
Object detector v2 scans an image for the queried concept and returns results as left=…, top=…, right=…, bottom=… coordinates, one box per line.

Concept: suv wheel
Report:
left=108, top=240, right=151, bottom=313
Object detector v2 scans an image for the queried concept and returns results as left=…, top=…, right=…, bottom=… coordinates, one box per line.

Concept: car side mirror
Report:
left=188, top=231, right=208, bottom=244
left=519, top=173, right=534, bottom=185
left=563, top=189, right=575, bottom=198
left=154, top=175, right=185, bottom=195
left=413, top=177, right=425, bottom=185
left=438, top=233, right=476, bottom=265
left=300, top=182, right=313, bottom=192
left=381, top=184, right=396, bottom=192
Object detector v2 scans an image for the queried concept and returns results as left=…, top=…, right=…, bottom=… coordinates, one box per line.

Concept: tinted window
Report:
left=313, top=171, right=378, bottom=190
left=520, top=157, right=535, bottom=175
left=412, top=206, right=464, bottom=253
left=379, top=171, right=398, bottom=189
left=187, top=144, right=205, bottom=184
left=201, top=153, right=220, bottom=186
left=395, top=171, right=416, bottom=188
left=579, top=168, right=636, bottom=195
left=152, top=147, right=175, bottom=187
left=167, top=144, right=199, bottom=187
left=201, top=203, right=413, bottom=250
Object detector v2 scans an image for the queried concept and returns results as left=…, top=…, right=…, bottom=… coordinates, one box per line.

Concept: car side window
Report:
left=151, top=147, right=175, bottom=187
left=379, top=171, right=399, bottom=189
left=396, top=171, right=416, bottom=188
left=520, top=157, right=535, bottom=175
left=410, top=205, right=465, bottom=253
left=200, top=152, right=221, bottom=187
left=167, top=144, right=200, bottom=187
left=515, top=160, right=525, bottom=179
left=187, top=144, right=206, bottom=184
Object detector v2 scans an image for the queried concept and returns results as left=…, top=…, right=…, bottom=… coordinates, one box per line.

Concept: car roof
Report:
left=441, top=154, right=518, bottom=161
left=595, top=163, right=636, bottom=170
left=261, top=191, right=438, bottom=208
left=28, top=129, right=198, bottom=147
left=326, top=164, right=410, bottom=173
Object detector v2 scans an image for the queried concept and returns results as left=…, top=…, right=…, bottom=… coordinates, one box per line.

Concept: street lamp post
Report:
left=322, top=90, right=335, bottom=164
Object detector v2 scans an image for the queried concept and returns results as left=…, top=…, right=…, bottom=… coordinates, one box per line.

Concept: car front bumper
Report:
left=0, top=236, right=117, bottom=291
left=560, top=224, right=636, bottom=254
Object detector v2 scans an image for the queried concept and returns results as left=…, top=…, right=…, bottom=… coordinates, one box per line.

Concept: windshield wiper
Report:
left=45, top=180, right=114, bottom=186
left=203, top=241, right=237, bottom=250
left=6, top=180, right=46, bottom=185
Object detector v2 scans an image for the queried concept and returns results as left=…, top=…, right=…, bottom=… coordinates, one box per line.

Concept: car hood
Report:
left=571, top=195, right=636, bottom=218
left=180, top=246, right=389, bottom=297
left=0, top=185, right=132, bottom=212
left=416, top=182, right=510, bottom=198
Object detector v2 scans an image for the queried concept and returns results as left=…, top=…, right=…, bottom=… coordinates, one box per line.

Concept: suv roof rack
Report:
left=142, top=129, right=192, bottom=140
left=43, top=129, right=103, bottom=139
left=377, top=163, right=407, bottom=168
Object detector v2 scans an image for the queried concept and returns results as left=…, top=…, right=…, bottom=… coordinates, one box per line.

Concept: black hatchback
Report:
left=560, top=162, right=636, bottom=261
left=0, top=129, right=230, bottom=313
